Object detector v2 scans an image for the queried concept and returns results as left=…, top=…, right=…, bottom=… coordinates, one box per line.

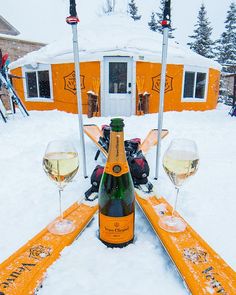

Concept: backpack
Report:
left=85, top=165, right=104, bottom=201
left=85, top=144, right=152, bottom=200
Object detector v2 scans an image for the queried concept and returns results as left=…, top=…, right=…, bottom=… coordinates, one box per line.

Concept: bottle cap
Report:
left=110, top=118, right=124, bottom=131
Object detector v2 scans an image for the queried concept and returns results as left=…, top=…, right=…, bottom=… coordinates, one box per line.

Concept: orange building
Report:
left=9, top=15, right=221, bottom=117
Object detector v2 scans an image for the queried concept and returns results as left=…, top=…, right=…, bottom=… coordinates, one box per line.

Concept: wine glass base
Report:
left=158, top=216, right=186, bottom=233
left=48, top=219, right=75, bottom=235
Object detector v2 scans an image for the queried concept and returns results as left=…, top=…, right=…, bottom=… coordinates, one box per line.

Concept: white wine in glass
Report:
left=43, top=140, right=79, bottom=235
left=159, top=138, right=199, bottom=233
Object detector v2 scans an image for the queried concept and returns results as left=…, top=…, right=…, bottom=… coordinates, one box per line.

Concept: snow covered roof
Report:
left=10, top=14, right=221, bottom=70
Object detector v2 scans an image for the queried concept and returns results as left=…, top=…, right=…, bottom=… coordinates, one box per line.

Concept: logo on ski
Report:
left=64, top=71, right=85, bottom=95
left=0, top=245, right=52, bottom=293
left=29, top=245, right=52, bottom=260
left=0, top=263, right=37, bottom=292
left=183, top=247, right=207, bottom=264
left=152, top=74, right=173, bottom=93
left=202, top=266, right=227, bottom=294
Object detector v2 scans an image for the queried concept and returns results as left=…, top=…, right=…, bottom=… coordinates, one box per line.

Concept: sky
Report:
left=171, top=0, right=234, bottom=45
left=0, top=0, right=235, bottom=46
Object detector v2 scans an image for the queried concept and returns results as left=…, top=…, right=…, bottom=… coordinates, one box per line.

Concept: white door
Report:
left=103, top=57, right=133, bottom=117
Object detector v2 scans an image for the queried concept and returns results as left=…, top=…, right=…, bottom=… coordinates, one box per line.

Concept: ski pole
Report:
left=66, top=0, right=88, bottom=178
left=155, top=0, right=171, bottom=180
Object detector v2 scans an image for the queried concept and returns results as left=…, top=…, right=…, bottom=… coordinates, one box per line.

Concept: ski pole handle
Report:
left=70, top=0, right=77, bottom=17
left=67, top=0, right=79, bottom=24
left=162, top=0, right=171, bottom=27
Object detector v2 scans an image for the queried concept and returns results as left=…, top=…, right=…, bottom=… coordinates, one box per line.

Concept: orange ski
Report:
left=0, top=126, right=166, bottom=295
left=84, top=124, right=108, bottom=157
left=136, top=192, right=236, bottom=294
left=140, top=128, right=168, bottom=154
left=0, top=200, right=98, bottom=295
left=84, top=124, right=169, bottom=156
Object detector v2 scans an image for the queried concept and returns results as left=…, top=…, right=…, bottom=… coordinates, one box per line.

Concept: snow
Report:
left=9, top=14, right=221, bottom=70
left=0, top=104, right=236, bottom=294
left=1, top=0, right=233, bottom=47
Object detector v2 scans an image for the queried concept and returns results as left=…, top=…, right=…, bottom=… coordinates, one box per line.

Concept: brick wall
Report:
left=0, top=36, right=46, bottom=62
left=0, top=36, right=46, bottom=111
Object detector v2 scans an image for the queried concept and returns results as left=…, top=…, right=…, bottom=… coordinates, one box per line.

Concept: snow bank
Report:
left=0, top=105, right=235, bottom=294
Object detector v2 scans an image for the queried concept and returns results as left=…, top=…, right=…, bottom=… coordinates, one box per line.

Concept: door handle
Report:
left=128, top=91, right=131, bottom=94
left=128, top=82, right=132, bottom=87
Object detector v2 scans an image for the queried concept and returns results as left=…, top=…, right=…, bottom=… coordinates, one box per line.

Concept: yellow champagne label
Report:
left=104, top=162, right=129, bottom=177
left=99, top=213, right=134, bottom=244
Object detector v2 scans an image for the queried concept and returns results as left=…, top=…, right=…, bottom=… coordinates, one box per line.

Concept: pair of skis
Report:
left=0, top=126, right=235, bottom=294
left=0, top=127, right=160, bottom=295
left=84, top=124, right=236, bottom=294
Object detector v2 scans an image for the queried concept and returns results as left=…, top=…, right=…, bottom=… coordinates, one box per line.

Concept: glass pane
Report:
left=109, top=62, right=127, bottom=93
left=195, top=72, right=206, bottom=99
left=38, top=70, right=51, bottom=98
left=183, top=71, right=195, bottom=98
left=26, top=72, right=38, bottom=98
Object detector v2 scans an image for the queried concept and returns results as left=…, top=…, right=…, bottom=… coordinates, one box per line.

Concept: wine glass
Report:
left=43, top=140, right=79, bottom=235
left=159, top=138, right=199, bottom=233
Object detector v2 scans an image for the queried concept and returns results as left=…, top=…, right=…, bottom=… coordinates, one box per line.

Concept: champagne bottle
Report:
left=98, top=118, right=135, bottom=248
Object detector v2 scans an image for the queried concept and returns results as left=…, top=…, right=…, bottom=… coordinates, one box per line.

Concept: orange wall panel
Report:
left=207, top=68, right=221, bottom=109
left=11, top=67, right=25, bottom=100
left=11, top=61, right=100, bottom=114
left=136, top=62, right=183, bottom=113
left=136, top=61, right=220, bottom=113
left=11, top=60, right=220, bottom=115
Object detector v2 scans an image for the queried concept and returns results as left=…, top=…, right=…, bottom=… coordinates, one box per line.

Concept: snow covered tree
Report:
left=187, top=4, right=215, bottom=59
left=103, top=0, right=114, bottom=14
left=215, top=2, right=236, bottom=73
left=148, top=0, right=175, bottom=38
left=128, top=0, right=141, bottom=21
left=148, top=12, right=159, bottom=32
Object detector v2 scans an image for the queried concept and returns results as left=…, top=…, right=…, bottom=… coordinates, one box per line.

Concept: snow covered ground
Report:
left=0, top=105, right=235, bottom=294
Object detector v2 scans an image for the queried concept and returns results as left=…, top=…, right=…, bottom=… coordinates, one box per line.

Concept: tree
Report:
left=102, top=0, right=114, bottom=14
left=128, top=0, right=141, bottom=21
left=148, top=12, right=159, bottom=32
left=215, top=2, right=236, bottom=73
left=187, top=4, right=215, bottom=59
left=148, top=0, right=175, bottom=38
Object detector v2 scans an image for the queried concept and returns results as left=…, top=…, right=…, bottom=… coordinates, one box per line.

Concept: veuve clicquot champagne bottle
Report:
left=98, top=118, right=135, bottom=248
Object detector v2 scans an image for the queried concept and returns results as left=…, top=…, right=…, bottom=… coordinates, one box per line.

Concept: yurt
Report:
left=9, top=14, right=221, bottom=117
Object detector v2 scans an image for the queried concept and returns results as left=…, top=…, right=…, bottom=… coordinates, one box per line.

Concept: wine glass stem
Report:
left=59, top=188, right=63, bottom=220
left=172, top=187, right=180, bottom=218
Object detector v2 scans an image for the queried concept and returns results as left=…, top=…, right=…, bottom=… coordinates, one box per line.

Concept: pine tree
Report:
left=148, top=12, right=159, bottom=32
left=215, top=2, right=236, bottom=73
left=148, top=0, right=175, bottom=38
left=128, top=0, right=141, bottom=21
left=103, top=0, right=114, bottom=14
left=187, top=4, right=215, bottom=59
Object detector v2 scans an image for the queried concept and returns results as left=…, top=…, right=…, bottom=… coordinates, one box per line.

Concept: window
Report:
left=109, top=62, right=127, bottom=94
left=23, top=64, right=53, bottom=101
left=182, top=67, right=208, bottom=101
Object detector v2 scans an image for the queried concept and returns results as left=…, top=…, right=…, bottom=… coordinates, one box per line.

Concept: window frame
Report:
left=23, top=64, right=54, bottom=102
left=181, top=66, right=209, bottom=102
